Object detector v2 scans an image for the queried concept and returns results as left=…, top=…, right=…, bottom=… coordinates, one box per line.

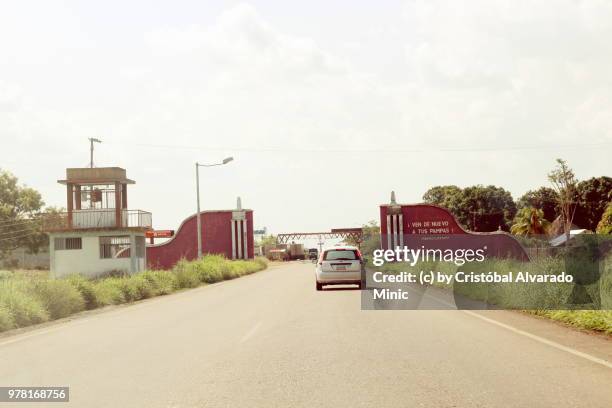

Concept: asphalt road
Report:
left=1, top=261, right=611, bottom=407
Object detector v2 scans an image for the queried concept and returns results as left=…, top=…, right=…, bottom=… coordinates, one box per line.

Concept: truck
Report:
left=288, top=243, right=305, bottom=260
left=307, top=248, right=319, bottom=261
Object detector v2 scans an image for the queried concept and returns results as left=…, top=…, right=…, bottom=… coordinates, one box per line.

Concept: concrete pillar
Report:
left=236, top=220, right=242, bottom=259
left=121, top=184, right=128, bottom=209
left=130, top=234, right=137, bottom=274
left=75, top=185, right=81, bottom=210
left=115, top=181, right=122, bottom=228
left=398, top=214, right=404, bottom=247
left=231, top=220, right=236, bottom=260
left=386, top=214, right=391, bottom=250
left=242, top=219, right=248, bottom=259
left=67, top=183, right=73, bottom=228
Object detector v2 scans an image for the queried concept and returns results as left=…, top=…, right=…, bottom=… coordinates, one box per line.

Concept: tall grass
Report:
left=0, top=256, right=268, bottom=333
left=373, top=253, right=612, bottom=334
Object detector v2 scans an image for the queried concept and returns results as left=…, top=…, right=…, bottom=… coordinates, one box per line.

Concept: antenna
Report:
left=89, top=138, right=102, bottom=168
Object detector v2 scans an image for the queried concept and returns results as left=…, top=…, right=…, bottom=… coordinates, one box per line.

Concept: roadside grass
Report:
left=372, top=254, right=612, bottom=335
left=0, top=256, right=268, bottom=333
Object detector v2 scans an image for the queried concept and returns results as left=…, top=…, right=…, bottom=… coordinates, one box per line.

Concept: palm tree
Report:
left=510, top=207, right=551, bottom=236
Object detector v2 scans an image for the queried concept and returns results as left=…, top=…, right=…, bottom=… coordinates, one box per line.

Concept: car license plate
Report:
left=335, top=266, right=347, bottom=271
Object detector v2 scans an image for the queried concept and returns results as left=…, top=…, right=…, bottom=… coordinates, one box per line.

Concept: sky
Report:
left=1, top=0, right=611, bottom=236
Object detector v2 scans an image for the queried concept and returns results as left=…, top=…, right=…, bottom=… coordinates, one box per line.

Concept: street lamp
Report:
left=196, top=157, right=234, bottom=258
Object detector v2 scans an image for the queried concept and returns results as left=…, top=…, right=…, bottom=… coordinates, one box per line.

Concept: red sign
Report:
left=145, top=230, right=174, bottom=238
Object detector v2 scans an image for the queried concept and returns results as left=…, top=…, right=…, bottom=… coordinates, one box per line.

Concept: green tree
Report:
left=344, top=220, right=380, bottom=256
left=510, top=207, right=551, bottom=236
left=573, top=176, right=612, bottom=231
left=596, top=202, right=612, bottom=234
left=516, top=187, right=559, bottom=222
left=548, top=159, right=578, bottom=244
left=422, top=185, right=462, bottom=209
left=423, top=185, right=516, bottom=231
left=456, top=185, right=516, bottom=232
left=0, top=169, right=45, bottom=258
left=258, top=234, right=277, bottom=247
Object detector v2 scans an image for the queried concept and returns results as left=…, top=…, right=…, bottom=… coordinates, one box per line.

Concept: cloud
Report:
left=399, top=0, right=612, bottom=146
left=1, top=1, right=611, bottom=232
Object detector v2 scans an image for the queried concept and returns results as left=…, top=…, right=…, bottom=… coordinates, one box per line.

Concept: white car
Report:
left=315, top=246, right=364, bottom=291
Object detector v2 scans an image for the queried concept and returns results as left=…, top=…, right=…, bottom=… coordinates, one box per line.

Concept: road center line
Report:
left=240, top=322, right=262, bottom=344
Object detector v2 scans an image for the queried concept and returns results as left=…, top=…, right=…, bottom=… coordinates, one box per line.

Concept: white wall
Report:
left=50, top=231, right=145, bottom=278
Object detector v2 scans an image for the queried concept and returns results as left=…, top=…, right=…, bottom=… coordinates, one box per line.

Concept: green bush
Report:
left=173, top=259, right=202, bottom=288
left=32, top=280, right=86, bottom=319
left=0, top=255, right=268, bottom=333
left=0, top=282, right=49, bottom=327
left=92, top=279, right=126, bottom=305
left=139, top=270, right=177, bottom=295
left=0, top=305, right=15, bottom=331
left=100, top=277, right=151, bottom=302
left=254, top=257, right=268, bottom=269
left=66, top=275, right=99, bottom=310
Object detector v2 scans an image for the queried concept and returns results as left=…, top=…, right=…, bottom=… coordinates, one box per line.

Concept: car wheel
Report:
left=316, top=281, right=323, bottom=291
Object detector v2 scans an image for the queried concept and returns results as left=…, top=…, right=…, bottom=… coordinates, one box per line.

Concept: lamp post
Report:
left=196, top=157, right=234, bottom=258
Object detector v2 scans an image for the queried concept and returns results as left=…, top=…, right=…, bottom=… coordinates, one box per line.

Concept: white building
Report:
left=43, top=167, right=152, bottom=278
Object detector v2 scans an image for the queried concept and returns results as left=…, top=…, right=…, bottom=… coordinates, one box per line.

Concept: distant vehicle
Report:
left=289, top=243, right=305, bottom=260
left=267, top=248, right=290, bottom=261
left=315, top=246, right=363, bottom=291
left=308, top=248, right=319, bottom=260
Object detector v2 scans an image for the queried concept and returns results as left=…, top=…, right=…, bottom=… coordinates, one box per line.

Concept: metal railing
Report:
left=42, top=209, right=152, bottom=231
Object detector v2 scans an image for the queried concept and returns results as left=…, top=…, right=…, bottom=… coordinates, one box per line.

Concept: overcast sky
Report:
left=1, top=0, right=611, bottom=235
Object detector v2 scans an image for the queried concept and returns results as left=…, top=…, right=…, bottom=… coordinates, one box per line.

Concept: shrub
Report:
left=173, top=259, right=201, bottom=288
left=196, top=256, right=226, bottom=283
left=103, top=277, right=141, bottom=302
left=92, top=279, right=126, bottom=305
left=129, top=275, right=156, bottom=299
left=139, top=270, right=177, bottom=295
left=32, top=280, right=86, bottom=319
left=254, top=257, right=268, bottom=269
left=0, top=270, right=13, bottom=280
left=0, top=305, right=15, bottom=332
left=66, top=275, right=99, bottom=310
left=0, top=283, right=49, bottom=327
left=0, top=256, right=268, bottom=333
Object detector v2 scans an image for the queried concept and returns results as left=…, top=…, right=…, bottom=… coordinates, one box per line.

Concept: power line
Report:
left=104, top=141, right=612, bottom=154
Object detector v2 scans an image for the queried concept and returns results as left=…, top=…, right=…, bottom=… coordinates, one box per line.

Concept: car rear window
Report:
left=324, top=249, right=359, bottom=260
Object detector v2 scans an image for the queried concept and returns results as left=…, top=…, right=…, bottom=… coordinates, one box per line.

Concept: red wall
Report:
left=380, top=204, right=528, bottom=261
left=147, top=210, right=254, bottom=270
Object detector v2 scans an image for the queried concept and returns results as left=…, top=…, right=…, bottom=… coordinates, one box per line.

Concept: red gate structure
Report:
left=147, top=198, right=254, bottom=269
left=380, top=191, right=529, bottom=261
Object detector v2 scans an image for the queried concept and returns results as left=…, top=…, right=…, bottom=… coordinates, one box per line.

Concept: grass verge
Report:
left=372, top=255, right=611, bottom=336
left=0, top=255, right=268, bottom=333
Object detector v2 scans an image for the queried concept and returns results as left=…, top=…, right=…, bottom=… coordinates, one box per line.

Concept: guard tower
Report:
left=43, top=167, right=152, bottom=278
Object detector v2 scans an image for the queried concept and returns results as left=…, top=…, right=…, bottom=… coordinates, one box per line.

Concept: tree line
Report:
left=422, top=159, right=611, bottom=236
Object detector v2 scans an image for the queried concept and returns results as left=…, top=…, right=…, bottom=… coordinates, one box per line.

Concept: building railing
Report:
left=42, top=209, right=152, bottom=231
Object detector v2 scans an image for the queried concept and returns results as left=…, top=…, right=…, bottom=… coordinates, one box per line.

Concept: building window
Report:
left=54, top=237, right=82, bottom=250
left=135, top=236, right=145, bottom=258
left=99, top=236, right=131, bottom=259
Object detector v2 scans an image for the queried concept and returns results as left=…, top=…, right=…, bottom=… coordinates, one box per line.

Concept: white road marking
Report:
left=417, top=287, right=612, bottom=369
left=462, top=310, right=612, bottom=370
left=240, top=322, right=262, bottom=343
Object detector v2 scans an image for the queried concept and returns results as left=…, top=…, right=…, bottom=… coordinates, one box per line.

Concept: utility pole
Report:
left=89, top=138, right=102, bottom=168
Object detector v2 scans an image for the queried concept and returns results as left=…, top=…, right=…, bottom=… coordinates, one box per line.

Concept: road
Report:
left=0, top=261, right=611, bottom=407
